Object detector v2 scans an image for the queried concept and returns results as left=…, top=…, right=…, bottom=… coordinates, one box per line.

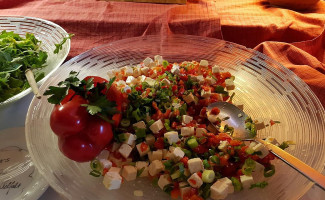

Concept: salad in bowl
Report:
left=44, top=56, right=286, bottom=200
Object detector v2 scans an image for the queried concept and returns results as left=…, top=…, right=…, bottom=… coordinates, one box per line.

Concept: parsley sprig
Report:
left=44, top=71, right=119, bottom=123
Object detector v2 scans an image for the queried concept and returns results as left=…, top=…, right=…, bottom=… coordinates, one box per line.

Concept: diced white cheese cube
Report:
left=171, top=64, right=180, bottom=74
left=141, top=67, right=150, bottom=75
left=188, top=158, right=204, bottom=174
left=110, top=142, right=121, bottom=152
left=254, top=119, right=266, bottom=130
left=143, top=57, right=154, bottom=67
left=181, top=127, right=195, bottom=137
left=137, top=75, right=146, bottom=83
left=212, top=65, right=220, bottom=73
left=179, top=182, right=191, bottom=199
left=123, top=66, right=134, bottom=76
left=182, top=115, right=193, bottom=124
left=164, top=131, right=180, bottom=145
left=103, top=172, right=122, bottom=190
left=145, top=134, right=156, bottom=146
left=264, top=136, right=278, bottom=145
left=201, top=89, right=211, bottom=98
left=240, top=175, right=254, bottom=190
left=124, top=133, right=137, bottom=146
left=161, top=78, right=170, bottom=86
left=107, top=69, right=117, bottom=79
left=126, top=76, right=135, bottom=85
left=218, top=140, right=229, bottom=152
left=154, top=55, right=164, bottom=65
left=118, top=144, right=133, bottom=159
left=210, top=178, right=233, bottom=200
left=148, top=160, right=164, bottom=176
left=100, top=159, right=112, bottom=169
left=115, top=80, right=126, bottom=87
left=187, top=173, right=203, bottom=188
left=145, top=77, right=156, bottom=86
left=195, top=75, right=205, bottom=83
left=205, top=76, right=216, bottom=85
left=183, top=93, right=195, bottom=104
left=97, top=150, right=110, bottom=160
left=122, top=165, right=137, bottom=181
left=252, top=161, right=265, bottom=182
left=149, top=119, right=164, bottom=134
left=158, top=174, right=172, bottom=190
left=136, top=142, right=150, bottom=157
left=199, top=60, right=209, bottom=67
left=225, top=79, right=235, bottom=90
left=171, top=147, right=185, bottom=161
left=133, top=121, right=146, bottom=129
left=108, top=167, right=121, bottom=174
left=133, top=67, right=141, bottom=78
left=218, top=177, right=234, bottom=194
left=135, top=161, right=149, bottom=177
left=196, top=128, right=207, bottom=137
left=252, top=143, right=269, bottom=158
left=150, top=150, right=163, bottom=161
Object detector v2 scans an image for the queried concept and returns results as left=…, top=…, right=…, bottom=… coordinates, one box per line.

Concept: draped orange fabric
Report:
left=0, top=0, right=324, bottom=108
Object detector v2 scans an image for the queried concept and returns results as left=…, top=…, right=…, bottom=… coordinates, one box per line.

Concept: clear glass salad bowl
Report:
left=25, top=35, right=325, bottom=200
left=0, top=16, right=70, bottom=108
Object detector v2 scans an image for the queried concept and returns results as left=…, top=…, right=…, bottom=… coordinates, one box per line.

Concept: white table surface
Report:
left=0, top=93, right=324, bottom=200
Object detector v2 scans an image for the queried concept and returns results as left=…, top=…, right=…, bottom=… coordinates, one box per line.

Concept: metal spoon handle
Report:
left=256, top=138, right=325, bottom=190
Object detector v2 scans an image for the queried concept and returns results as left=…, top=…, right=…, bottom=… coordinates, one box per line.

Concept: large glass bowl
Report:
left=25, top=35, right=325, bottom=200
left=0, top=16, right=70, bottom=107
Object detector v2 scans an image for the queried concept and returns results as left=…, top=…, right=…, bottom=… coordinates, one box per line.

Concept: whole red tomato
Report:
left=81, top=116, right=113, bottom=149
left=50, top=95, right=89, bottom=137
left=58, top=134, right=101, bottom=162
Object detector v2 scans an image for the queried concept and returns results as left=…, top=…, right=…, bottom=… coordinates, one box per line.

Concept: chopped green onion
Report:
left=171, top=170, right=181, bottom=179
left=118, top=133, right=127, bottom=142
left=231, top=177, right=242, bottom=191
left=120, top=119, right=130, bottom=127
left=148, top=119, right=155, bottom=126
left=182, top=148, right=192, bottom=158
left=242, top=158, right=256, bottom=176
left=245, top=147, right=254, bottom=155
left=164, top=123, right=172, bottom=131
left=210, top=155, right=220, bottom=164
left=164, top=119, right=170, bottom=126
left=202, top=170, right=215, bottom=183
left=132, top=108, right=142, bottom=121
left=187, top=138, right=199, bottom=149
left=89, top=170, right=101, bottom=177
left=90, top=159, right=102, bottom=171
left=264, top=164, right=275, bottom=177
left=162, top=60, right=169, bottom=68
left=163, top=160, right=173, bottom=170
left=203, top=159, right=210, bottom=169
left=250, top=181, right=268, bottom=189
left=135, top=128, right=146, bottom=138
left=137, top=167, right=145, bottom=177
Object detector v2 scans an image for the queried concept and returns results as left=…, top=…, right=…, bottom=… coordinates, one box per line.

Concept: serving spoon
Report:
left=207, top=101, right=325, bottom=190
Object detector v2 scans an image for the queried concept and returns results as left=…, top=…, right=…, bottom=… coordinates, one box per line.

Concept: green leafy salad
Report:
left=0, top=30, right=73, bottom=102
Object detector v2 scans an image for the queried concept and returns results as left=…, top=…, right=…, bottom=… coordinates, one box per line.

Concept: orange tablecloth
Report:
left=0, top=0, right=324, bottom=107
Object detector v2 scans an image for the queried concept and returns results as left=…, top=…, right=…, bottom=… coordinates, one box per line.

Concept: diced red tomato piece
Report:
left=210, top=107, right=220, bottom=115
left=230, top=140, right=243, bottom=146
left=180, top=157, right=189, bottom=167
left=171, top=188, right=181, bottom=199
left=154, top=137, right=165, bottom=149
left=140, top=142, right=149, bottom=152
